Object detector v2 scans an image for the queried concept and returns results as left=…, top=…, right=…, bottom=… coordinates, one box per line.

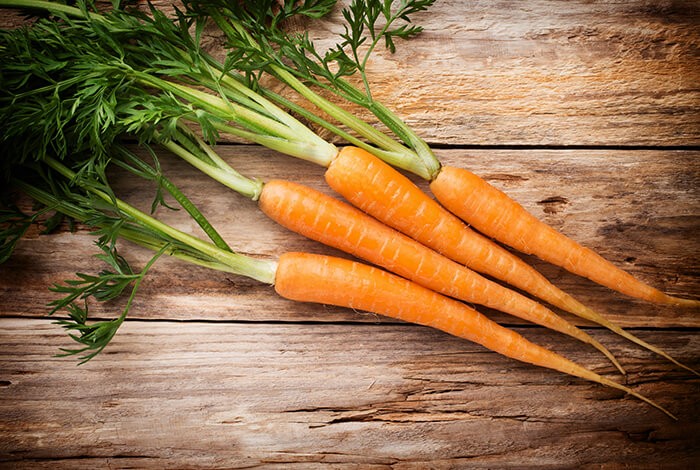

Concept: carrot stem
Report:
left=44, top=157, right=278, bottom=284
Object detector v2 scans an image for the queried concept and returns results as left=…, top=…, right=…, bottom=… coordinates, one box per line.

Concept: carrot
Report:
left=276, top=252, right=675, bottom=419
left=201, top=8, right=696, bottom=308
left=431, top=166, right=698, bottom=307
left=259, top=178, right=624, bottom=373
left=432, top=166, right=700, bottom=372
left=325, top=146, right=698, bottom=375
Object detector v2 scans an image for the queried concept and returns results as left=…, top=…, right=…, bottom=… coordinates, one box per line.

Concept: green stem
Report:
left=44, top=157, right=278, bottom=284
left=262, top=65, right=433, bottom=177
left=333, top=77, right=441, bottom=180
left=0, top=0, right=103, bottom=21
left=357, top=13, right=397, bottom=100
left=209, top=121, right=337, bottom=167
left=159, top=173, right=232, bottom=250
left=210, top=11, right=436, bottom=179
left=18, top=178, right=240, bottom=272
left=171, top=124, right=230, bottom=171
left=134, top=72, right=337, bottom=167
left=116, top=243, right=168, bottom=322
left=211, top=68, right=318, bottom=139
left=111, top=145, right=232, bottom=251
left=272, top=67, right=400, bottom=153
left=100, top=224, right=246, bottom=275
left=259, top=87, right=425, bottom=171
left=214, top=13, right=395, bottom=151
left=160, top=138, right=263, bottom=201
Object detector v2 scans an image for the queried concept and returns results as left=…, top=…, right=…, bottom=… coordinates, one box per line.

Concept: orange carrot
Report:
left=324, top=146, right=698, bottom=375
left=259, top=178, right=624, bottom=373
left=275, top=252, right=674, bottom=419
left=326, top=147, right=572, bottom=304
left=431, top=165, right=699, bottom=308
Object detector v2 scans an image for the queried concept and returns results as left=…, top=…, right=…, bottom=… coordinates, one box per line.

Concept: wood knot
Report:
left=537, top=196, right=569, bottom=214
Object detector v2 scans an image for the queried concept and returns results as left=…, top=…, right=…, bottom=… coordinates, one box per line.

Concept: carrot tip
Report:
left=588, top=338, right=626, bottom=375
left=685, top=365, right=700, bottom=378
left=598, top=376, right=677, bottom=420
left=672, top=297, right=700, bottom=308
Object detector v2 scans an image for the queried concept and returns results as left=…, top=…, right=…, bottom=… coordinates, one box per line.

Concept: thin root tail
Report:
left=597, top=376, right=677, bottom=420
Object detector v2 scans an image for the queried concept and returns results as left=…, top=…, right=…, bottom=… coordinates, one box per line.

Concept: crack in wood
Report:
left=0, top=454, right=161, bottom=463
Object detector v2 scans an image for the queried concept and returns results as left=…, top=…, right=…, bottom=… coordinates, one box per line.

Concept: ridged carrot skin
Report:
left=325, top=146, right=587, bottom=311
left=259, top=179, right=622, bottom=371
left=429, top=165, right=700, bottom=308
left=274, top=252, right=673, bottom=419
left=323, top=146, right=697, bottom=375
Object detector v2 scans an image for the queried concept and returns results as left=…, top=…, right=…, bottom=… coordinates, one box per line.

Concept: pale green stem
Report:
left=214, top=13, right=436, bottom=179
left=44, top=157, right=278, bottom=284
left=210, top=121, right=337, bottom=167
left=257, top=84, right=434, bottom=175
left=15, top=178, right=237, bottom=272
left=136, top=73, right=337, bottom=166
left=173, top=123, right=232, bottom=173
left=160, top=138, right=263, bottom=201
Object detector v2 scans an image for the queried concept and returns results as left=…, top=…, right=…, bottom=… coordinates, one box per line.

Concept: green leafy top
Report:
left=7, top=145, right=277, bottom=363
left=193, top=0, right=431, bottom=100
left=0, top=0, right=337, bottom=174
left=189, top=0, right=440, bottom=178
left=0, top=0, right=293, bottom=362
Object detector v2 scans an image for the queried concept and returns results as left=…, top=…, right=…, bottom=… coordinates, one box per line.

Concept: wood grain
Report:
left=1, top=319, right=698, bottom=468
left=214, top=0, right=700, bottom=147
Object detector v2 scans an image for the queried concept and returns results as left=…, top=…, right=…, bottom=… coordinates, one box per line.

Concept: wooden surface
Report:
left=1, top=1, right=699, bottom=468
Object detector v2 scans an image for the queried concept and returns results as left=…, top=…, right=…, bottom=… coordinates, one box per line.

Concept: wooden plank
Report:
left=1, top=2, right=698, bottom=467
left=2, top=1, right=699, bottom=146
left=0, top=319, right=698, bottom=468
left=216, top=0, right=700, bottom=146
left=2, top=146, right=697, bottom=327
left=359, top=0, right=700, bottom=147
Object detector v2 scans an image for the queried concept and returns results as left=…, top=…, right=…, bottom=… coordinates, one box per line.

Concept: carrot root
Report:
left=323, top=147, right=627, bottom=372
left=596, top=375, right=677, bottom=421
left=260, top=177, right=624, bottom=372
left=274, top=252, right=673, bottom=419
left=587, top=336, right=626, bottom=375
left=586, top=309, right=700, bottom=378
left=429, top=165, right=698, bottom=308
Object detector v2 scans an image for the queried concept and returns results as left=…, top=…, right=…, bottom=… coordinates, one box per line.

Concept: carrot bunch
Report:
left=10, top=149, right=677, bottom=419
left=190, top=0, right=699, bottom=366
left=0, top=0, right=696, bottom=421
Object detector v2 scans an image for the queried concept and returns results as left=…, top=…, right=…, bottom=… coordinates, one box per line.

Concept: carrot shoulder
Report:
left=259, top=178, right=622, bottom=372
left=274, top=252, right=674, bottom=419
left=429, top=165, right=699, bottom=308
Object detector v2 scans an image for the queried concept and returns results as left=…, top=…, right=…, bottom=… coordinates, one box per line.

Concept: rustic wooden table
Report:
left=1, top=1, right=699, bottom=467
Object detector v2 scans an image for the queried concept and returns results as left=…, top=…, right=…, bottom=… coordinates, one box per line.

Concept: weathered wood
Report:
left=0, top=319, right=698, bottom=468
left=1, top=1, right=699, bottom=467
left=363, top=0, right=700, bottom=147
left=2, top=147, right=697, bottom=327
left=3, top=1, right=699, bottom=146
left=217, top=0, right=700, bottom=146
